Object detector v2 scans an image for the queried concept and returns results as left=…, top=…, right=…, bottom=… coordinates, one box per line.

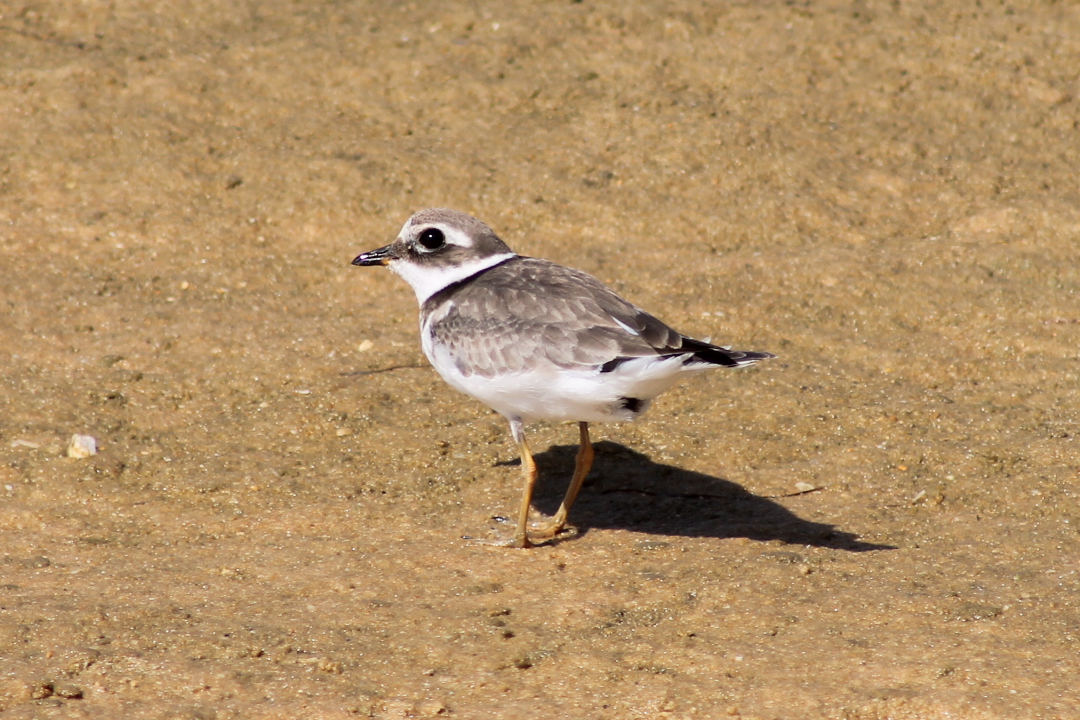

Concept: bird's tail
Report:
left=679, top=337, right=776, bottom=368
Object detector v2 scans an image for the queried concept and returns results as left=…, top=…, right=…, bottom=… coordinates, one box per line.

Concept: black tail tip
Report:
left=694, top=347, right=776, bottom=367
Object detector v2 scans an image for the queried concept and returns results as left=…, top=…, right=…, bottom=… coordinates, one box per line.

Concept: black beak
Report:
left=351, top=244, right=395, bottom=266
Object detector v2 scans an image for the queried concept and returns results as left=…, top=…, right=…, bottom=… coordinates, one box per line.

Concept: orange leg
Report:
left=532, top=422, right=593, bottom=540
left=510, top=434, right=539, bottom=548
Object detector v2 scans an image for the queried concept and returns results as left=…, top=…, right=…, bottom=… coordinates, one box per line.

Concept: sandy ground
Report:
left=1, top=1, right=1079, bottom=718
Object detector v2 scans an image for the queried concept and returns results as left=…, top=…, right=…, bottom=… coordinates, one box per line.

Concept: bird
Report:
left=352, top=208, right=774, bottom=548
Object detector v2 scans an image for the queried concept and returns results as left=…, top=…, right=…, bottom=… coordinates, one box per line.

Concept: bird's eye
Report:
left=417, top=228, right=446, bottom=251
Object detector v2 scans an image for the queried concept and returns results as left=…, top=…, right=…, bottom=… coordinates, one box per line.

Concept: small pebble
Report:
left=67, top=435, right=98, bottom=458
left=419, top=700, right=447, bottom=715
left=382, top=700, right=414, bottom=719
left=357, top=339, right=375, bottom=353
left=317, top=659, right=343, bottom=674
left=794, top=482, right=816, bottom=493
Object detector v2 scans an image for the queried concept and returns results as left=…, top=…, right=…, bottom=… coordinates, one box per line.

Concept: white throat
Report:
left=391, top=252, right=516, bottom=305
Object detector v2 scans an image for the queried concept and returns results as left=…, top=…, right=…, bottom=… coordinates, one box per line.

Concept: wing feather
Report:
left=425, top=258, right=766, bottom=378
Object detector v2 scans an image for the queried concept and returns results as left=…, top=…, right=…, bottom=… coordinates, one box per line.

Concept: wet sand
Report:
left=1, top=1, right=1078, bottom=718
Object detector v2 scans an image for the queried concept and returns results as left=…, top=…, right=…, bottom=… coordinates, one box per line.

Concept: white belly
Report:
left=423, top=330, right=701, bottom=423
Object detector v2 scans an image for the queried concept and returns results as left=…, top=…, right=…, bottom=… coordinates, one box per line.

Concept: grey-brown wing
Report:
left=427, top=258, right=687, bottom=378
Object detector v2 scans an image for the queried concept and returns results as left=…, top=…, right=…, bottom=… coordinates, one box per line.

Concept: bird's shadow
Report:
left=522, top=441, right=893, bottom=551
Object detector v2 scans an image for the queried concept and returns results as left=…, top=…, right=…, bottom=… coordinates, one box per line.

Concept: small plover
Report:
left=353, top=208, right=774, bottom=547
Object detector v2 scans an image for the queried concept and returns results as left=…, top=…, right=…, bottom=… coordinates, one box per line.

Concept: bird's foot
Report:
left=461, top=515, right=576, bottom=548
left=462, top=519, right=533, bottom=548
left=528, top=520, right=578, bottom=542
left=463, top=528, right=573, bottom=548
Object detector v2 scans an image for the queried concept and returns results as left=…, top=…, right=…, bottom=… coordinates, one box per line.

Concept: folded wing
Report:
left=425, top=258, right=773, bottom=378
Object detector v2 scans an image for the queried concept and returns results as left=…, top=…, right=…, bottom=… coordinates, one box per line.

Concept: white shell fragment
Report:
left=67, top=434, right=98, bottom=459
